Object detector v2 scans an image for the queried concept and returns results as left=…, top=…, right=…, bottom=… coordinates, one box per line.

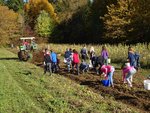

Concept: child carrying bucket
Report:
left=100, top=65, right=115, bottom=87
left=122, top=61, right=136, bottom=87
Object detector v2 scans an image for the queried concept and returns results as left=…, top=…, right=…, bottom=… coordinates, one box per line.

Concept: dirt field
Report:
left=30, top=50, right=150, bottom=113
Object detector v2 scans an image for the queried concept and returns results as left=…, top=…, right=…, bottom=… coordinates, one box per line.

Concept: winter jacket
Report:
left=101, top=65, right=114, bottom=75
left=51, top=52, right=57, bottom=63
left=44, top=54, right=51, bottom=63
left=101, top=50, right=108, bottom=59
left=73, top=53, right=80, bottom=63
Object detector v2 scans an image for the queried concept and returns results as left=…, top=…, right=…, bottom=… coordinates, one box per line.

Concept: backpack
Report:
left=64, top=51, right=71, bottom=58
left=134, top=52, right=140, bottom=68
left=81, top=48, right=87, bottom=55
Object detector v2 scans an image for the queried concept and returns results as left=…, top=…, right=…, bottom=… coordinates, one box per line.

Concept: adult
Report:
left=23, top=40, right=30, bottom=50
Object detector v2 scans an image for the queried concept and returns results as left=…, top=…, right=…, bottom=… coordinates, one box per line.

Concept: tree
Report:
left=101, top=0, right=136, bottom=43
left=2, top=0, right=24, bottom=12
left=0, top=5, right=21, bottom=45
left=132, top=0, right=150, bottom=43
left=35, top=10, right=55, bottom=37
left=24, top=0, right=57, bottom=29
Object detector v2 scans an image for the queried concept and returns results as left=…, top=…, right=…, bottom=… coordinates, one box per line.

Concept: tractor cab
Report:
left=18, top=37, right=37, bottom=61
left=19, top=37, right=37, bottom=51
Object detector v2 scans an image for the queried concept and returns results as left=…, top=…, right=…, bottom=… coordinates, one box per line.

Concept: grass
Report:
left=0, top=48, right=141, bottom=113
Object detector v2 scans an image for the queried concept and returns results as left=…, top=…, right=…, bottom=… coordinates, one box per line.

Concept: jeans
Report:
left=44, top=63, right=52, bottom=75
left=104, top=58, right=108, bottom=65
left=107, top=67, right=115, bottom=86
left=66, top=61, right=71, bottom=72
left=72, top=63, right=79, bottom=75
left=52, top=62, right=57, bottom=73
left=126, top=68, right=136, bottom=87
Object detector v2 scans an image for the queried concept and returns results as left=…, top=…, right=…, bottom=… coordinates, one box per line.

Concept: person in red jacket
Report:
left=72, top=49, right=80, bottom=75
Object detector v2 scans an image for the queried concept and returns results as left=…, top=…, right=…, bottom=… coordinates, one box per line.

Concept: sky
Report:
left=23, top=0, right=29, bottom=3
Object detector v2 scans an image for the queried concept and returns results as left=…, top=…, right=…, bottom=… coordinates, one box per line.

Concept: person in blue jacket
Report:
left=128, top=47, right=140, bottom=70
left=50, top=50, right=58, bottom=73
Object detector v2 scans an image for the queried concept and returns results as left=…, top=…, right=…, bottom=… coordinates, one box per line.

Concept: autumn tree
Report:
left=0, top=5, right=21, bottom=45
left=35, top=10, right=55, bottom=37
left=132, top=0, right=150, bottom=43
left=24, top=0, right=57, bottom=29
left=101, top=0, right=136, bottom=43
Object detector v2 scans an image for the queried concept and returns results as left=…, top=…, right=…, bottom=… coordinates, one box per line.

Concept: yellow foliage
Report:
left=0, top=5, right=21, bottom=45
left=25, top=0, right=57, bottom=22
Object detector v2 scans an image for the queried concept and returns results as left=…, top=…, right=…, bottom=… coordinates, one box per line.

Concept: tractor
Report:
left=18, top=37, right=37, bottom=61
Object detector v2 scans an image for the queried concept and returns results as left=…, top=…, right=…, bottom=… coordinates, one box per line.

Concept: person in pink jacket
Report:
left=122, top=64, right=136, bottom=87
left=72, top=49, right=80, bottom=75
left=100, top=65, right=115, bottom=87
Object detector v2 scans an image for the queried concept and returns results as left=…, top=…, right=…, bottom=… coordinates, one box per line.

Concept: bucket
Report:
left=125, top=63, right=130, bottom=67
left=144, top=80, right=150, bottom=90
left=107, top=58, right=111, bottom=64
left=101, top=80, right=109, bottom=87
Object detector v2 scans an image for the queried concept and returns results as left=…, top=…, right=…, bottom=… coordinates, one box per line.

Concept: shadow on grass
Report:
left=80, top=80, right=100, bottom=87
left=16, top=70, right=32, bottom=76
left=0, top=57, right=18, bottom=60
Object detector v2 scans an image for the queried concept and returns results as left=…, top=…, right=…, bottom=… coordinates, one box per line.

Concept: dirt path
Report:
left=57, top=65, right=150, bottom=113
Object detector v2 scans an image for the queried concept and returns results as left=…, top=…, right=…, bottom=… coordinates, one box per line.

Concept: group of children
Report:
left=43, top=46, right=140, bottom=88
left=43, top=49, right=60, bottom=75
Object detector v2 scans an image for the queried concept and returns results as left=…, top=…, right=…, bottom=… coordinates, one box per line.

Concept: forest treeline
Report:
left=0, top=0, right=150, bottom=45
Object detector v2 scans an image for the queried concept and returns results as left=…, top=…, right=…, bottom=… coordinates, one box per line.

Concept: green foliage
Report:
left=0, top=5, right=21, bottom=46
left=2, top=0, right=24, bottom=12
left=35, top=10, right=55, bottom=37
left=24, top=0, right=57, bottom=29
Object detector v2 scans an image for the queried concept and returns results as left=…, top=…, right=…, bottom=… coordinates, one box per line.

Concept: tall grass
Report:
left=39, top=43, right=150, bottom=68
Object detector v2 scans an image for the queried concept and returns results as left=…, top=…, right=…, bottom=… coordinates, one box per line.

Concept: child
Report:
left=64, top=48, right=72, bottom=72
left=89, top=46, right=95, bottom=68
left=128, top=47, right=140, bottom=70
left=50, top=50, right=58, bottom=73
left=72, top=49, right=80, bottom=75
left=101, top=45, right=109, bottom=65
left=100, top=65, right=115, bottom=87
left=80, top=45, right=88, bottom=62
left=43, top=50, right=52, bottom=75
left=122, top=63, right=136, bottom=87
left=79, top=60, right=89, bottom=73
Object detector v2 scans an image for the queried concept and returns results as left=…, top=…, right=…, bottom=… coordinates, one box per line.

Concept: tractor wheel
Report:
left=18, top=51, right=23, bottom=61
left=18, top=50, right=29, bottom=61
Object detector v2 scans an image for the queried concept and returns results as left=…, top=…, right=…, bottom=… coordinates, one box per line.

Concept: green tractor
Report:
left=18, top=37, right=38, bottom=61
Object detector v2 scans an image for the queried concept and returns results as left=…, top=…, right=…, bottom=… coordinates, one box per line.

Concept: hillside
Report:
left=0, top=48, right=141, bottom=113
